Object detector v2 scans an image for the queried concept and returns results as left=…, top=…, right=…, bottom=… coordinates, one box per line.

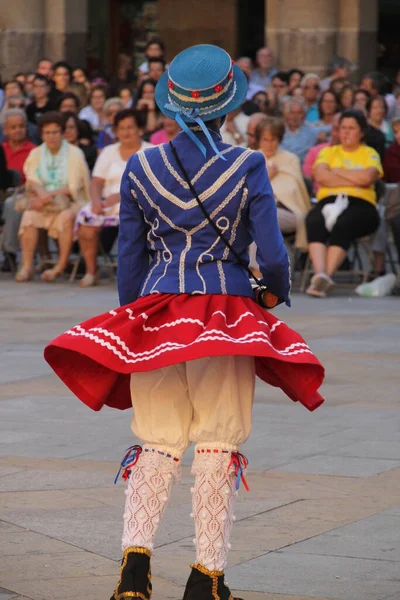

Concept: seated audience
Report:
left=367, top=95, right=394, bottom=148
left=150, top=116, right=180, bottom=145
left=148, top=58, right=166, bottom=82
left=138, top=38, right=166, bottom=77
left=246, top=112, right=266, bottom=150
left=270, top=71, right=290, bottom=105
left=287, top=69, right=304, bottom=94
left=249, top=47, right=277, bottom=89
left=58, top=92, right=80, bottom=114
left=0, top=95, right=39, bottom=144
left=36, top=58, right=54, bottom=79
left=75, top=109, right=153, bottom=287
left=236, top=57, right=263, bottom=101
left=97, top=97, right=124, bottom=152
left=51, top=61, right=73, bottom=103
left=280, top=99, right=318, bottom=163
left=301, top=74, right=321, bottom=123
left=313, top=90, right=339, bottom=133
left=135, top=78, right=162, bottom=134
left=221, top=107, right=250, bottom=146
left=16, top=112, right=90, bottom=282
left=303, top=112, right=341, bottom=190
left=354, top=88, right=371, bottom=112
left=119, top=86, right=133, bottom=108
left=72, top=67, right=91, bottom=95
left=305, top=109, right=382, bottom=297
left=79, top=85, right=107, bottom=132
left=1, top=109, right=36, bottom=271
left=251, top=91, right=273, bottom=116
left=26, top=75, right=54, bottom=124
left=256, top=117, right=311, bottom=251
left=383, top=117, right=400, bottom=183
left=320, top=57, right=352, bottom=92
left=339, top=84, right=354, bottom=110
left=3, top=80, right=25, bottom=103
left=62, top=112, right=97, bottom=171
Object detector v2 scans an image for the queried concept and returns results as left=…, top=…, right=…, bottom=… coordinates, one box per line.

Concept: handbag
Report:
left=14, top=190, right=70, bottom=214
left=169, top=142, right=281, bottom=308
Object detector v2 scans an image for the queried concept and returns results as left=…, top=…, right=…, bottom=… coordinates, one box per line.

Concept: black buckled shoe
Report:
left=110, top=546, right=152, bottom=600
left=183, top=563, right=243, bottom=600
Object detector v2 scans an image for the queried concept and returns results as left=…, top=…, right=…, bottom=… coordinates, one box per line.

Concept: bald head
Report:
left=247, top=113, right=265, bottom=149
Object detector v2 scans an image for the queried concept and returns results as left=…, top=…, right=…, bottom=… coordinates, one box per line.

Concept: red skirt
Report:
left=44, top=293, right=325, bottom=413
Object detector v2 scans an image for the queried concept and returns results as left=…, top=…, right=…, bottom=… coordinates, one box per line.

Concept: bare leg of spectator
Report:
left=15, top=226, right=38, bottom=281
left=326, top=246, right=346, bottom=278
left=42, top=211, right=74, bottom=282
left=78, top=224, right=100, bottom=287
left=308, top=242, right=327, bottom=274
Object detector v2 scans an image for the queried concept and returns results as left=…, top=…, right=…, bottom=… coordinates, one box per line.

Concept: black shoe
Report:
left=110, top=546, right=152, bottom=600
left=183, top=564, right=243, bottom=600
left=1, top=253, right=17, bottom=273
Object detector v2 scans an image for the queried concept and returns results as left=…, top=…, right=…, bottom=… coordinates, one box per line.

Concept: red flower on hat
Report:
left=228, top=70, right=233, bottom=80
left=191, top=90, right=200, bottom=99
left=168, top=80, right=174, bottom=90
left=214, top=84, right=223, bottom=93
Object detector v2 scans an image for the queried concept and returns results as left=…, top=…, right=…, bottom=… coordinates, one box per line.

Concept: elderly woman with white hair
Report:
left=280, top=98, right=319, bottom=163
left=97, top=97, right=125, bottom=152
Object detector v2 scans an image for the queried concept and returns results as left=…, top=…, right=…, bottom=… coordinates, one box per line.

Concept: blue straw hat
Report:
left=155, top=44, right=248, bottom=160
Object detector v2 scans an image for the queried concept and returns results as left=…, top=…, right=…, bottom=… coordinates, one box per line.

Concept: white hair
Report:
left=104, top=97, right=125, bottom=114
left=1, top=108, right=27, bottom=126
left=300, top=73, right=320, bottom=88
left=282, top=98, right=306, bottom=114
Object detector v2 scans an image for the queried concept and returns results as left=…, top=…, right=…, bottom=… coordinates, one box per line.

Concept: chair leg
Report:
left=299, top=255, right=312, bottom=293
left=69, top=254, right=82, bottom=283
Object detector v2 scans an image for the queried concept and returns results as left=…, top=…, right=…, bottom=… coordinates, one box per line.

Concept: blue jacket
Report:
left=118, top=129, right=290, bottom=307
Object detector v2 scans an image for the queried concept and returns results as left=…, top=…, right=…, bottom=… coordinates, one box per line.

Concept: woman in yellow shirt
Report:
left=306, top=109, right=382, bottom=297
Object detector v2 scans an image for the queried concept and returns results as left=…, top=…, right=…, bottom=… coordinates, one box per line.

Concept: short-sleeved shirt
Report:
left=314, top=144, right=383, bottom=205
left=92, top=141, right=153, bottom=198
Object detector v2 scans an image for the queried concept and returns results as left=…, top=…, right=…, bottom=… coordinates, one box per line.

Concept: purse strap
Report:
left=169, top=141, right=265, bottom=289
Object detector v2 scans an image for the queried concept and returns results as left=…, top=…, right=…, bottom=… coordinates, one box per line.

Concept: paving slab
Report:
left=1, top=280, right=400, bottom=599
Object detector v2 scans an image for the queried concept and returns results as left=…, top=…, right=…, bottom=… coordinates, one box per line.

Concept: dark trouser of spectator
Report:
left=100, top=226, right=119, bottom=255
left=1, top=195, right=22, bottom=271
left=306, top=196, right=380, bottom=251
left=390, top=211, right=400, bottom=264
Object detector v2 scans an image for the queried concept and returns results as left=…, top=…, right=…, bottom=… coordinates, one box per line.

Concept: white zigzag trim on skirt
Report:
left=65, top=324, right=311, bottom=365
left=136, top=310, right=272, bottom=332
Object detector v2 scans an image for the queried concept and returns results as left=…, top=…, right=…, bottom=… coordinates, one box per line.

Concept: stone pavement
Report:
left=0, top=278, right=399, bottom=600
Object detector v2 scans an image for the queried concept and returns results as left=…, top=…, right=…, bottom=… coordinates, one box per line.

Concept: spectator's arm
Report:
left=246, top=152, right=291, bottom=306
left=332, top=167, right=380, bottom=187
left=302, top=147, right=316, bottom=179
left=314, top=163, right=353, bottom=187
left=90, top=176, right=105, bottom=210
left=117, top=158, right=149, bottom=306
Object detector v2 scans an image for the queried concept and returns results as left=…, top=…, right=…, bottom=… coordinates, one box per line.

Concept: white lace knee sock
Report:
left=191, top=447, right=246, bottom=571
left=122, top=446, right=181, bottom=551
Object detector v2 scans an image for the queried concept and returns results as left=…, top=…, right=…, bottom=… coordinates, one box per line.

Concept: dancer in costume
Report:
left=45, top=45, right=325, bottom=600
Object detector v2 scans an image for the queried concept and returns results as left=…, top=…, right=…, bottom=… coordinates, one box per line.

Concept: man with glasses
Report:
left=301, top=73, right=321, bottom=123
left=26, top=75, right=55, bottom=124
left=281, top=99, right=318, bottom=163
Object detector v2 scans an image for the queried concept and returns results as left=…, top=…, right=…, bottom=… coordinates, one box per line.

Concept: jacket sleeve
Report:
left=117, top=157, right=149, bottom=306
left=246, top=152, right=291, bottom=306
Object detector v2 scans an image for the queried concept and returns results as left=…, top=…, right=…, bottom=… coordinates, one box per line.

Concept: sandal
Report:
left=41, top=267, right=64, bottom=282
left=80, top=273, right=99, bottom=287
left=15, top=267, right=33, bottom=283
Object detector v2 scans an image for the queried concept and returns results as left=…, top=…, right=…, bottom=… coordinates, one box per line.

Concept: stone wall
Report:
left=158, top=0, right=237, bottom=63
left=0, top=0, right=87, bottom=79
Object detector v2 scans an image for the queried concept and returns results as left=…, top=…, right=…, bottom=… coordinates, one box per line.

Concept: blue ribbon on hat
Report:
left=165, top=104, right=227, bottom=161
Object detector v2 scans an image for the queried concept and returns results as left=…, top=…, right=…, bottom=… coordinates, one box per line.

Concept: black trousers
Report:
left=306, top=195, right=380, bottom=251
left=389, top=210, right=400, bottom=264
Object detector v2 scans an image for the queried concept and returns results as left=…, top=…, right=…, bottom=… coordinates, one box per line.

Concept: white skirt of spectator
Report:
left=74, top=202, right=120, bottom=236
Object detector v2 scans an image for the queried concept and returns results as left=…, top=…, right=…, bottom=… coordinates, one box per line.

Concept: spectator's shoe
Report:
left=1, top=252, right=17, bottom=273
left=306, top=273, right=334, bottom=298
left=183, top=564, right=243, bottom=600
left=110, top=547, right=152, bottom=600
left=80, top=273, right=99, bottom=287
left=15, top=266, right=33, bottom=282
left=41, top=267, right=64, bottom=282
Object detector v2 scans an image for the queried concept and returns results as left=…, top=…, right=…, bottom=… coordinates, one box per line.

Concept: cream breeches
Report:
left=130, top=355, right=255, bottom=456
